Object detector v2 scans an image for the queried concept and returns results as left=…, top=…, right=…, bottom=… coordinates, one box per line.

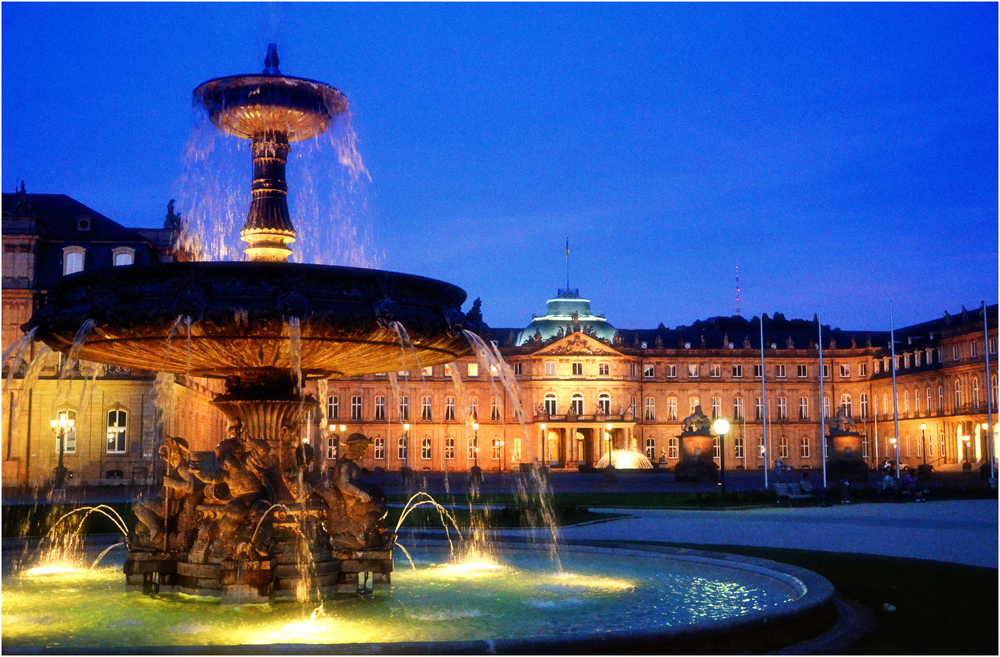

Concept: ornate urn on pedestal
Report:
left=673, top=406, right=720, bottom=483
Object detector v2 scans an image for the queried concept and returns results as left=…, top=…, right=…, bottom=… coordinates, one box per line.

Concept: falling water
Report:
left=54, top=319, right=97, bottom=404
left=289, top=317, right=303, bottom=396
left=2, top=326, right=38, bottom=395
left=4, top=345, right=55, bottom=448
left=22, top=505, right=129, bottom=575
left=317, top=379, right=329, bottom=430
left=183, top=316, right=194, bottom=382
left=153, top=373, right=176, bottom=440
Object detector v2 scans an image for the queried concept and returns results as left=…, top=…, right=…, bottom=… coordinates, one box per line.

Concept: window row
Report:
left=328, top=395, right=504, bottom=422
left=51, top=409, right=129, bottom=454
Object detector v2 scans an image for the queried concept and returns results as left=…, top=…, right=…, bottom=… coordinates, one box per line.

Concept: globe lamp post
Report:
left=50, top=414, right=75, bottom=491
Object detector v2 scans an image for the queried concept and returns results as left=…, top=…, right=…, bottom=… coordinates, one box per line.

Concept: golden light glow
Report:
left=544, top=571, right=636, bottom=592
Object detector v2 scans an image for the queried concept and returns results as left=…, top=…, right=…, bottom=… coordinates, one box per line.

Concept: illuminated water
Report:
left=2, top=544, right=799, bottom=650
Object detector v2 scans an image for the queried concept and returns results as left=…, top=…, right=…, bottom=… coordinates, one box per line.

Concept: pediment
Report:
left=535, top=332, right=624, bottom=357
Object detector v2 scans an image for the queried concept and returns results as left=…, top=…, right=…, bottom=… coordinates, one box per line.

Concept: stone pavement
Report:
left=495, top=499, right=999, bottom=568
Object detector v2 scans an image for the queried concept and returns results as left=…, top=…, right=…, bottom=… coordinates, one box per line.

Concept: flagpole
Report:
left=760, top=315, right=769, bottom=490
left=818, top=310, right=828, bottom=489
left=565, top=237, right=570, bottom=292
left=890, top=303, right=901, bottom=478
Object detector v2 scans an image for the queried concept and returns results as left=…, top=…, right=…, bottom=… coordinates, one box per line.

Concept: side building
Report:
left=1, top=189, right=228, bottom=488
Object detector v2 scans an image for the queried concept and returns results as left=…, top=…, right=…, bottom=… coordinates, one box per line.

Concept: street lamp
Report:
left=963, top=435, right=971, bottom=467
left=889, top=437, right=899, bottom=477
left=50, top=414, right=75, bottom=491
left=920, top=423, right=927, bottom=466
left=713, top=418, right=730, bottom=501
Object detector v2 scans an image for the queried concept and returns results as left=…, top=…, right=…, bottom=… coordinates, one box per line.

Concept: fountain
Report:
left=6, top=45, right=838, bottom=652
left=23, top=44, right=476, bottom=603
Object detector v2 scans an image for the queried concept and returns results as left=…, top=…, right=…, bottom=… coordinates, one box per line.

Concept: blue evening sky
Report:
left=3, top=3, right=996, bottom=332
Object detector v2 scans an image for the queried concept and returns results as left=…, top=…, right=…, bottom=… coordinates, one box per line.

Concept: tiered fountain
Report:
left=24, top=44, right=474, bottom=603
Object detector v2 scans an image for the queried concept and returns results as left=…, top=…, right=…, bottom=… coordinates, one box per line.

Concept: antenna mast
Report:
left=735, top=265, right=741, bottom=316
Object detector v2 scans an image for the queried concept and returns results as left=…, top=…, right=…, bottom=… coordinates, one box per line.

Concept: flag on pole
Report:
left=566, top=237, right=569, bottom=259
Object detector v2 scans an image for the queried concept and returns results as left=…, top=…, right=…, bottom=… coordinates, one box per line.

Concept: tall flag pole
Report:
left=889, top=302, right=901, bottom=478
left=818, top=310, right=828, bottom=489
left=983, top=301, right=995, bottom=480
left=565, top=238, right=570, bottom=292
left=735, top=266, right=741, bottom=316
left=760, top=315, right=769, bottom=489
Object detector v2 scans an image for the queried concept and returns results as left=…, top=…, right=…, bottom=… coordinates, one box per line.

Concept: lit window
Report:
left=644, top=364, right=655, bottom=378
left=490, top=364, right=498, bottom=376
left=644, top=397, right=655, bottom=422
left=598, top=393, right=611, bottom=415
left=445, top=397, right=456, bottom=421
left=841, top=394, right=852, bottom=417
left=327, top=434, right=339, bottom=460
left=668, top=437, right=679, bottom=459
left=106, top=409, right=127, bottom=454
left=687, top=364, right=698, bottom=378
left=373, top=437, right=385, bottom=460
left=421, top=437, right=432, bottom=460
left=468, top=363, right=479, bottom=377
left=445, top=437, right=455, bottom=460
left=445, top=364, right=452, bottom=377
left=667, top=397, right=678, bottom=421
left=824, top=397, right=831, bottom=418
left=645, top=438, right=656, bottom=460
left=491, top=438, right=501, bottom=460
left=422, top=366, right=433, bottom=377
left=397, top=436, right=407, bottom=461
left=689, top=396, right=700, bottom=416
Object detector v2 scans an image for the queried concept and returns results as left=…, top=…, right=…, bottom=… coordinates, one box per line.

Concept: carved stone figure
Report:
left=315, top=434, right=389, bottom=551
left=188, top=430, right=271, bottom=562
left=680, top=406, right=712, bottom=435
left=829, top=406, right=859, bottom=436
left=132, top=436, right=203, bottom=551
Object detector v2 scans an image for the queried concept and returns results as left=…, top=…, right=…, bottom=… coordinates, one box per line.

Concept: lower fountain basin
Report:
left=25, top=262, right=471, bottom=379
left=2, top=541, right=835, bottom=654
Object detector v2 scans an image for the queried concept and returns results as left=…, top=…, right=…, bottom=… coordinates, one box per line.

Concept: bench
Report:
left=774, top=482, right=817, bottom=507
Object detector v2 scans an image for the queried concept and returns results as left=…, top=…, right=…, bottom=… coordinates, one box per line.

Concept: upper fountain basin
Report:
left=194, top=74, right=349, bottom=142
left=25, top=262, right=472, bottom=379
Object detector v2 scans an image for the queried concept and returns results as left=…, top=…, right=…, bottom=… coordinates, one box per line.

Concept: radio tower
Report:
left=735, top=265, right=741, bottom=316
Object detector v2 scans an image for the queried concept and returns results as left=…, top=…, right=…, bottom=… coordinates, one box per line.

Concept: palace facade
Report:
left=3, top=191, right=997, bottom=487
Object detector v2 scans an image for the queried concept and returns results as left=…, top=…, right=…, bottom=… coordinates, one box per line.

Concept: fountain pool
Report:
left=2, top=540, right=834, bottom=653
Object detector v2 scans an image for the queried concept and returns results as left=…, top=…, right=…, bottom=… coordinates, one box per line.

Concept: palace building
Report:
left=3, top=191, right=997, bottom=487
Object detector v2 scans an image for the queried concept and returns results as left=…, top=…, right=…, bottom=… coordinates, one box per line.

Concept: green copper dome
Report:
left=516, top=288, right=616, bottom=345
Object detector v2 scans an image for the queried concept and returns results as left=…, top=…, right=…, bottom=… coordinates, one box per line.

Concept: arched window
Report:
left=112, top=247, right=135, bottom=266
left=689, top=396, right=700, bottom=416
left=668, top=437, right=679, bottom=459
left=327, top=395, right=339, bottom=420
left=644, top=397, right=655, bottom=422
left=544, top=393, right=557, bottom=416
left=422, top=437, right=433, bottom=460
left=444, top=436, right=455, bottom=460
left=840, top=394, right=853, bottom=417
left=373, top=436, right=385, bottom=460
left=799, top=436, right=810, bottom=459
left=667, top=397, right=678, bottom=421
left=397, top=435, right=407, bottom=461
left=903, top=391, right=909, bottom=415
left=778, top=436, right=789, bottom=459
left=106, top=409, right=127, bottom=454
left=860, top=393, right=868, bottom=419
left=598, top=393, right=611, bottom=415
left=491, top=437, right=501, bottom=460
left=53, top=409, right=77, bottom=454
left=491, top=396, right=502, bottom=421
left=972, top=378, right=980, bottom=412
left=644, top=438, right=655, bottom=460
left=992, top=375, right=999, bottom=411
left=570, top=393, right=584, bottom=415
left=954, top=379, right=962, bottom=410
